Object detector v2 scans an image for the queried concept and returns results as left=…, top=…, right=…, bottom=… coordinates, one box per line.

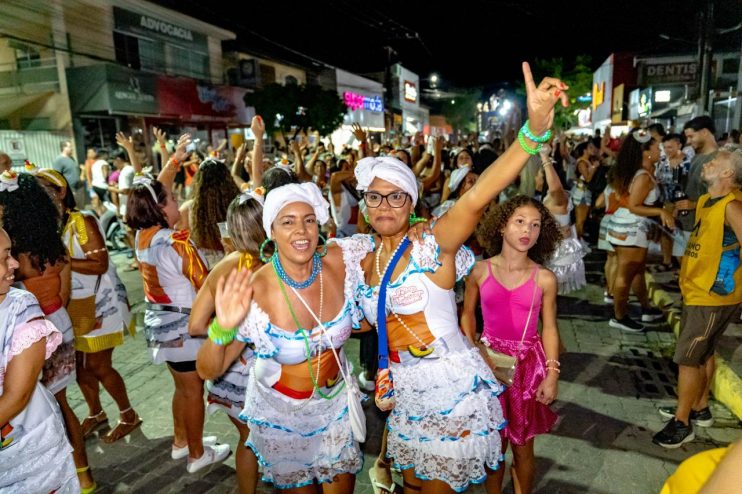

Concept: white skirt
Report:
left=598, top=214, right=615, bottom=252
left=239, top=362, right=363, bottom=489
left=546, top=236, right=588, bottom=294
left=606, top=208, right=651, bottom=248
left=387, top=343, right=506, bottom=492
left=207, top=348, right=254, bottom=420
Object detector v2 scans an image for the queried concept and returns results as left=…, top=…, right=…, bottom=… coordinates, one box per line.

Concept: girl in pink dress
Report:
left=462, top=195, right=563, bottom=494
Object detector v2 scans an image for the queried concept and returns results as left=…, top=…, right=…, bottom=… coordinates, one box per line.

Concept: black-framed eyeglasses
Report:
left=363, top=191, right=410, bottom=208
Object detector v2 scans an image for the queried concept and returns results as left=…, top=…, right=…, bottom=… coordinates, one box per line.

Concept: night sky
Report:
left=153, top=0, right=741, bottom=88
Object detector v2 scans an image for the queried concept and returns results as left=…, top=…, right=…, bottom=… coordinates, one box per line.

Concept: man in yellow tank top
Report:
left=653, top=149, right=742, bottom=448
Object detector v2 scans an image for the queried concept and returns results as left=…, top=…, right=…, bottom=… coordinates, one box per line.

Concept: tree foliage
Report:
left=517, top=55, right=593, bottom=130
left=244, top=83, right=346, bottom=136
left=441, top=87, right=483, bottom=133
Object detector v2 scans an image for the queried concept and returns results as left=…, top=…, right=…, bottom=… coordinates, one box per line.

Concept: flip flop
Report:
left=369, top=467, right=397, bottom=494
left=80, top=411, right=108, bottom=439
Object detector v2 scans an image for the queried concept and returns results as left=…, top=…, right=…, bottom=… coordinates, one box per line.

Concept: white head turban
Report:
left=448, top=166, right=472, bottom=193
left=354, top=156, right=418, bottom=206
left=262, top=182, right=330, bottom=238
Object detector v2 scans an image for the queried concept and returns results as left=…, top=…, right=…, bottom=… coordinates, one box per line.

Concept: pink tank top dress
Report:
left=479, top=262, right=558, bottom=445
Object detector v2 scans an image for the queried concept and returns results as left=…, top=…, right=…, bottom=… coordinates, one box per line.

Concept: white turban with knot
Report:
left=354, top=156, right=418, bottom=206
left=262, top=182, right=330, bottom=238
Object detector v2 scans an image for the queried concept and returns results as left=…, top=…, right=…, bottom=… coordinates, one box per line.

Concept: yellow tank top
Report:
left=660, top=446, right=729, bottom=494
left=680, top=190, right=742, bottom=306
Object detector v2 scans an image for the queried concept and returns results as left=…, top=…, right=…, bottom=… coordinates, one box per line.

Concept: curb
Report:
left=646, top=273, right=742, bottom=421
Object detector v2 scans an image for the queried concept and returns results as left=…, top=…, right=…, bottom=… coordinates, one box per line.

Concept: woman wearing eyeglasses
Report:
left=346, top=63, right=569, bottom=493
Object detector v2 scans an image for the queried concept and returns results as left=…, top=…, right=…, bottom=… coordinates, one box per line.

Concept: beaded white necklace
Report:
left=374, top=238, right=431, bottom=353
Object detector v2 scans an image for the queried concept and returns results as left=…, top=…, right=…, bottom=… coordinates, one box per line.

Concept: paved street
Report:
left=66, top=250, right=742, bottom=494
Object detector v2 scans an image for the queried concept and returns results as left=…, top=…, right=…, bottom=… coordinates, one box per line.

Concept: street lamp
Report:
left=430, top=73, right=439, bottom=88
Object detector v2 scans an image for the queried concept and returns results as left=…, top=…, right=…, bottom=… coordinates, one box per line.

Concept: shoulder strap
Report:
left=377, top=237, right=411, bottom=370
left=518, top=267, right=540, bottom=346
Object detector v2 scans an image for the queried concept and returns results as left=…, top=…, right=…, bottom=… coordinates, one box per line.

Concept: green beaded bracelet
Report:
left=518, top=129, right=542, bottom=155
left=522, top=120, right=552, bottom=143
left=409, top=214, right=427, bottom=226
left=208, top=319, right=237, bottom=346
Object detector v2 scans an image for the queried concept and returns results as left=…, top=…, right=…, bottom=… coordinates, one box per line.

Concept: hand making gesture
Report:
left=522, top=62, right=569, bottom=135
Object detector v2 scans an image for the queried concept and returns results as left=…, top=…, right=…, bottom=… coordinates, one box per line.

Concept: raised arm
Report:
left=291, top=139, right=312, bottom=182
left=540, top=144, right=567, bottom=207
left=250, top=116, right=264, bottom=189
left=420, top=136, right=443, bottom=192
left=115, top=132, right=141, bottom=174
left=153, top=127, right=170, bottom=169
left=158, top=134, right=190, bottom=190
left=351, top=123, right=372, bottom=159
left=433, top=62, right=569, bottom=255
left=231, top=142, right=248, bottom=189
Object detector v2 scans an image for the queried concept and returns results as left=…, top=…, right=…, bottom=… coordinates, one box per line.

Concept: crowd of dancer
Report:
left=0, top=60, right=741, bottom=494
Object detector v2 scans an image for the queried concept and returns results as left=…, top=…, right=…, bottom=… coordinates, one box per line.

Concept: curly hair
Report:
left=0, top=173, right=66, bottom=271
left=476, top=195, right=562, bottom=264
left=611, top=132, right=655, bottom=195
left=190, top=159, right=240, bottom=251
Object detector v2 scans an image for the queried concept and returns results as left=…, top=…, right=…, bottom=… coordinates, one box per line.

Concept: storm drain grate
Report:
left=610, top=347, right=677, bottom=399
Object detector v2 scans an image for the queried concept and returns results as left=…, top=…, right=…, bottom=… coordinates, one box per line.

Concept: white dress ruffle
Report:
left=388, top=346, right=505, bottom=492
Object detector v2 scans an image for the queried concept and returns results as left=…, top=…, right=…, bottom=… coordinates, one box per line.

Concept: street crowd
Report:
left=1, top=62, right=741, bottom=494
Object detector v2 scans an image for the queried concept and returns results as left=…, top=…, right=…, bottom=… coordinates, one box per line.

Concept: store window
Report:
left=722, top=58, right=739, bottom=75
left=167, top=45, right=209, bottom=80
left=114, top=32, right=141, bottom=70
left=13, top=43, right=41, bottom=69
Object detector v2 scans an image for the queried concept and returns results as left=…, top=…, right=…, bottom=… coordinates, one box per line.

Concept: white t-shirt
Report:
left=118, top=165, right=135, bottom=216
left=91, top=159, right=109, bottom=189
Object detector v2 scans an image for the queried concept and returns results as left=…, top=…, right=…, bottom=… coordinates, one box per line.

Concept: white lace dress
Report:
left=235, top=245, right=366, bottom=489
left=351, top=233, right=506, bottom=492
left=0, top=288, right=78, bottom=493
left=544, top=199, right=588, bottom=294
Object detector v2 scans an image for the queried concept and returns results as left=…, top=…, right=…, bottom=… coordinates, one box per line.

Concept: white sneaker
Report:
left=171, top=436, right=218, bottom=460
left=358, top=371, right=375, bottom=392
left=186, top=444, right=231, bottom=474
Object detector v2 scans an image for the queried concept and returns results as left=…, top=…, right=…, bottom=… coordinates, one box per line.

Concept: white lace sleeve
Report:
left=411, top=234, right=475, bottom=282
left=330, top=234, right=375, bottom=328
left=236, top=301, right=277, bottom=358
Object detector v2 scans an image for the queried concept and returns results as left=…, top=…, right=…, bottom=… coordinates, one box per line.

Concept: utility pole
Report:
left=733, top=32, right=742, bottom=130
left=698, top=0, right=715, bottom=114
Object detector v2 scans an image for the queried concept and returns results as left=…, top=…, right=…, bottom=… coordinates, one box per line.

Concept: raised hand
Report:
left=152, top=126, right=167, bottom=146
left=174, top=133, right=191, bottom=162
left=115, top=132, right=134, bottom=152
left=214, top=268, right=253, bottom=329
left=350, top=123, right=367, bottom=142
left=251, top=115, right=265, bottom=141
left=522, top=62, right=569, bottom=135
left=234, top=142, right=247, bottom=164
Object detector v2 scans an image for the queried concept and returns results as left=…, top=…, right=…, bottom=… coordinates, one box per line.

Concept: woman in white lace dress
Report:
left=203, top=183, right=368, bottom=492
left=0, top=226, right=78, bottom=493
left=345, top=64, right=569, bottom=492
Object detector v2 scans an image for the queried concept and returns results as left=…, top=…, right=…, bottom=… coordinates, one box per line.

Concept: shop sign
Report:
left=592, top=82, right=606, bottom=110
left=611, top=83, right=624, bottom=123
left=591, top=55, right=613, bottom=122
left=343, top=91, right=383, bottom=112
left=114, top=7, right=207, bottom=51
left=114, top=75, right=156, bottom=105
left=403, top=81, right=417, bottom=103
left=640, top=61, right=697, bottom=85
left=197, top=85, right=233, bottom=113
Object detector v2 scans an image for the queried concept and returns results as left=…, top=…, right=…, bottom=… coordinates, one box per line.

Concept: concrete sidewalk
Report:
left=63, top=250, right=741, bottom=493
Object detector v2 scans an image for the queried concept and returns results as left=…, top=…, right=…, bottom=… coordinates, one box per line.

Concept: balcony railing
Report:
left=0, top=58, right=60, bottom=94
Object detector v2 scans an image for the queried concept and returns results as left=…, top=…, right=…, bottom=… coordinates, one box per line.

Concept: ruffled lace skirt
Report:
left=387, top=345, right=506, bottom=492
left=545, top=235, right=587, bottom=295
left=41, top=308, right=76, bottom=395
left=239, top=371, right=362, bottom=489
left=207, top=350, right=254, bottom=420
